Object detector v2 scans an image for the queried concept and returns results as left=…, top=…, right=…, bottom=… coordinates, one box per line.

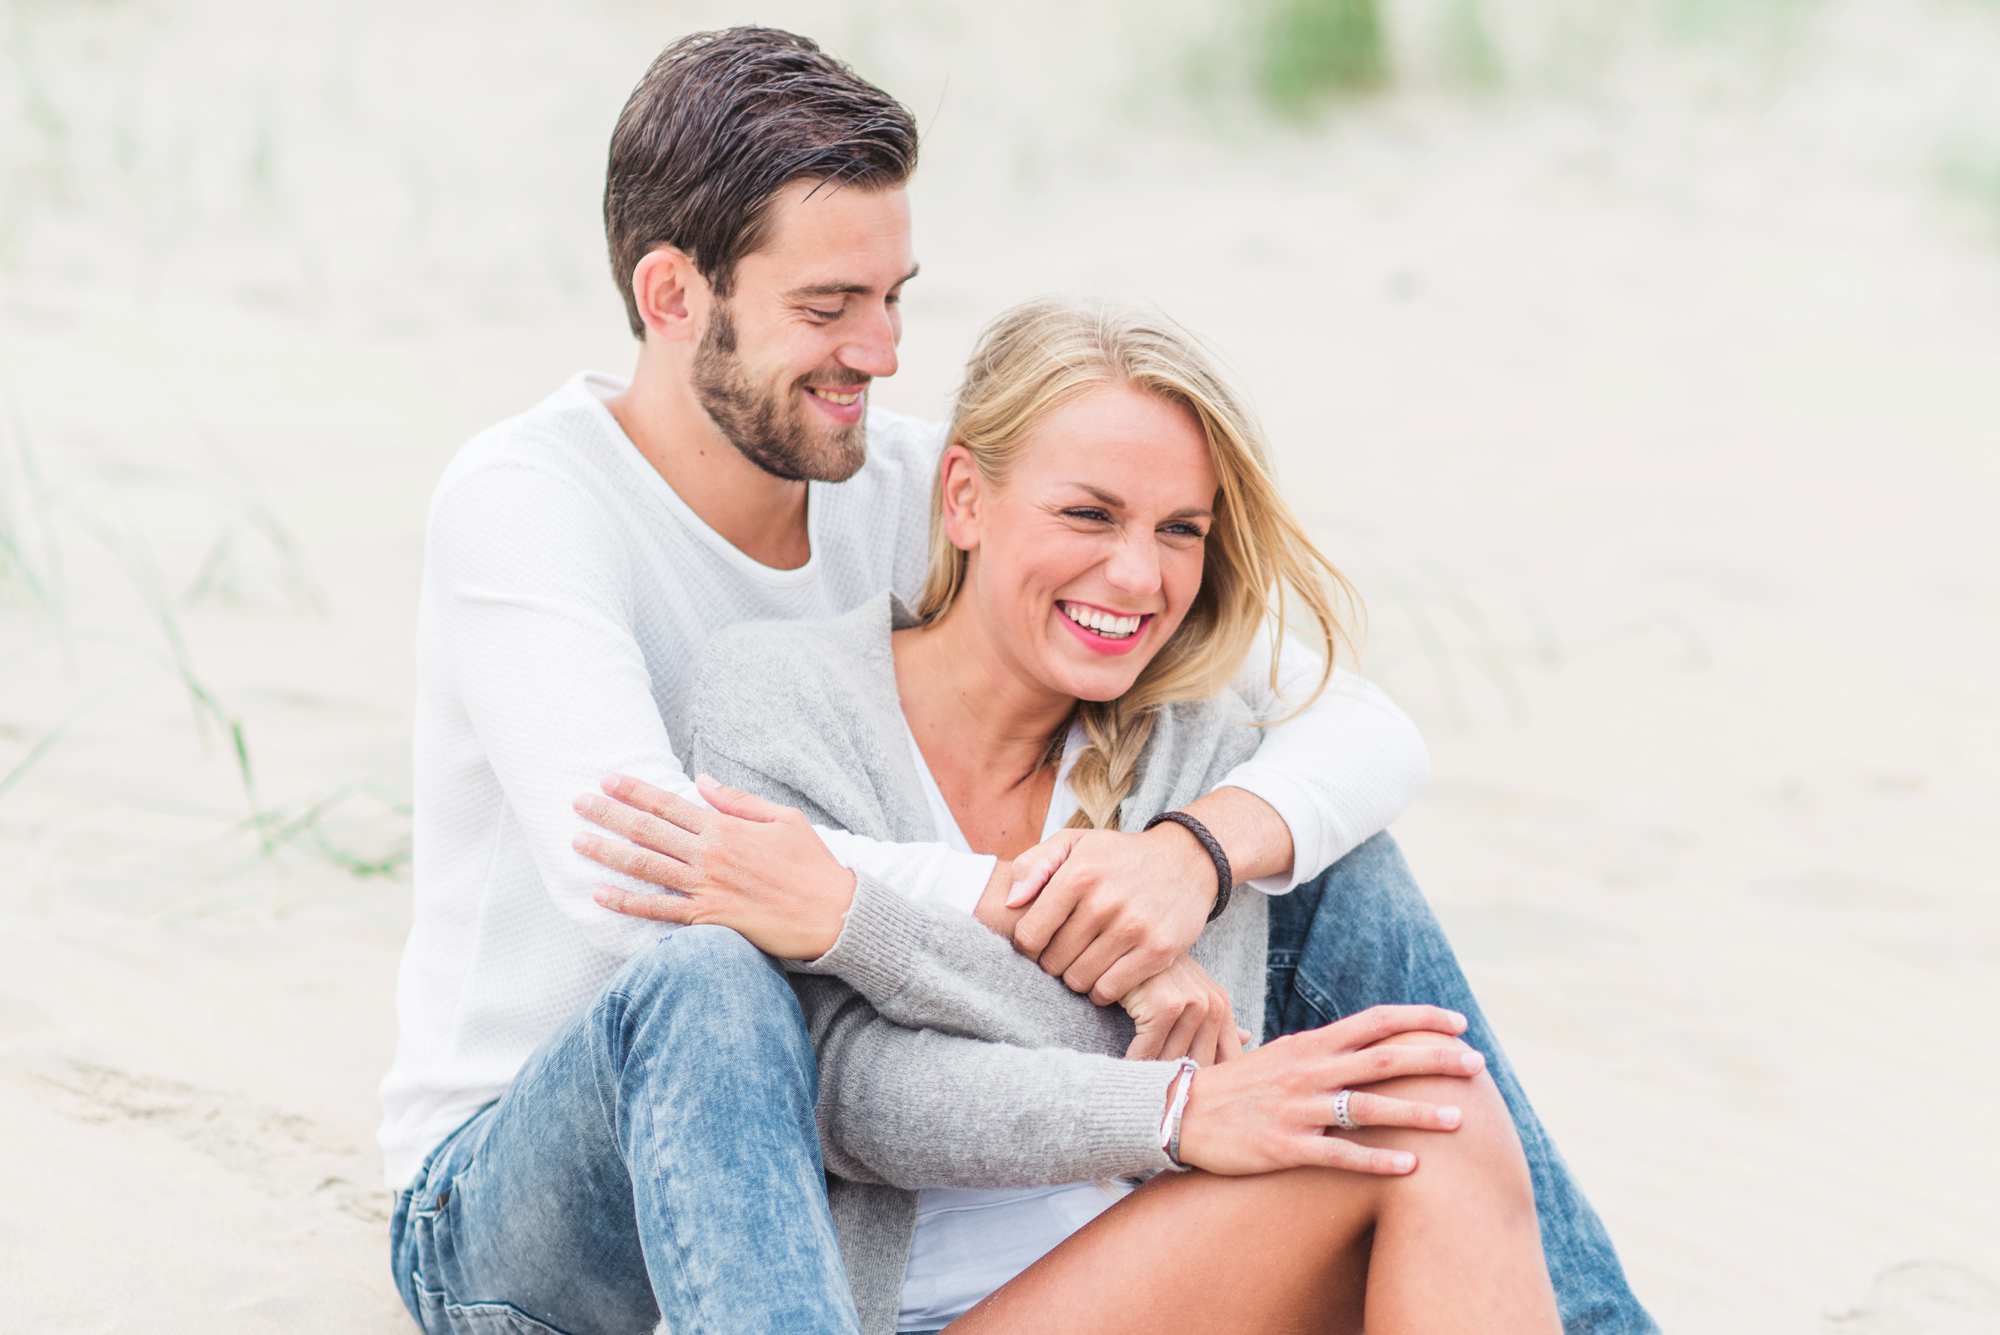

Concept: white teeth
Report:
left=1060, top=602, right=1143, bottom=638
left=811, top=388, right=861, bottom=406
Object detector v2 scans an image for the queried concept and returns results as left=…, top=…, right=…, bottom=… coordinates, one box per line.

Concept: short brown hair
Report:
left=604, top=27, right=920, bottom=338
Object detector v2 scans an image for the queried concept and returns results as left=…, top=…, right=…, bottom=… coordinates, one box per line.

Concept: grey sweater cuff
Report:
left=795, top=873, right=924, bottom=1007
left=1082, top=1060, right=1182, bottom=1180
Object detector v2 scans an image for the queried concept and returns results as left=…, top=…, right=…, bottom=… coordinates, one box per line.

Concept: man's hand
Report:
left=1121, top=955, right=1248, bottom=1065
left=572, top=773, right=856, bottom=960
left=1008, top=822, right=1219, bottom=1004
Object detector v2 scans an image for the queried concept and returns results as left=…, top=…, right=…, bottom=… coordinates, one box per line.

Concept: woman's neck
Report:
left=892, top=601, right=1073, bottom=851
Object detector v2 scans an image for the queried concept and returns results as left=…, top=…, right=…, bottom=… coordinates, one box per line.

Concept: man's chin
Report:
left=802, top=425, right=867, bottom=482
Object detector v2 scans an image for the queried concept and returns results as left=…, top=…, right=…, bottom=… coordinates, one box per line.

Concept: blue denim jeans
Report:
left=391, top=840, right=1651, bottom=1334
left=388, top=924, right=861, bottom=1335
left=1266, top=833, right=1658, bottom=1334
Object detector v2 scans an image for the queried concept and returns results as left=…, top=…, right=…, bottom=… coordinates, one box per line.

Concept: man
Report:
left=381, top=25, right=1653, bottom=1335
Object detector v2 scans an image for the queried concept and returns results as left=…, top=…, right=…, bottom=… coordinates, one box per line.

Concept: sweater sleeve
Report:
left=799, top=874, right=1138, bottom=1051
left=694, top=742, right=1136, bottom=1053
left=798, top=975, right=1178, bottom=1190
left=1219, top=621, right=1431, bottom=893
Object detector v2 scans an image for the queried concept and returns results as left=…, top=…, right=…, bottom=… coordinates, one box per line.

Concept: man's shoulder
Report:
left=431, top=374, right=625, bottom=512
left=863, top=402, right=946, bottom=462
left=846, top=402, right=945, bottom=500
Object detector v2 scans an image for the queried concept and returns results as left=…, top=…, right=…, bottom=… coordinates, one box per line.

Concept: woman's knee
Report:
left=1350, top=1034, right=1533, bottom=1209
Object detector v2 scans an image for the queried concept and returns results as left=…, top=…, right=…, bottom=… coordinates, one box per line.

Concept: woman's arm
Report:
left=798, top=975, right=1179, bottom=1189
left=700, top=752, right=1141, bottom=1055
left=802, top=979, right=1482, bottom=1190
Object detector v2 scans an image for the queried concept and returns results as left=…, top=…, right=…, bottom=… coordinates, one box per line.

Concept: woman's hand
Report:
left=573, top=773, right=856, bottom=960
left=1173, top=1005, right=1482, bottom=1177
left=1121, top=956, right=1246, bottom=1066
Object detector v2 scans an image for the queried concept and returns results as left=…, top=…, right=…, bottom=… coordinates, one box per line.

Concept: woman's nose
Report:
left=1103, top=532, right=1162, bottom=597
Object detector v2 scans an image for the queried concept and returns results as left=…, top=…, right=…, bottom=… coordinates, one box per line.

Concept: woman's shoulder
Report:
left=1123, top=689, right=1263, bottom=823
left=688, top=594, right=914, bottom=839
left=700, top=599, right=885, bottom=680
left=688, top=595, right=899, bottom=767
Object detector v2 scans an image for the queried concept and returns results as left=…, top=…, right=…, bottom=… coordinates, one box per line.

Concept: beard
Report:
left=693, top=304, right=868, bottom=483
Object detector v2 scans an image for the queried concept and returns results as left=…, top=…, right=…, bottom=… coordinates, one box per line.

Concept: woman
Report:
left=577, top=299, right=1559, bottom=1333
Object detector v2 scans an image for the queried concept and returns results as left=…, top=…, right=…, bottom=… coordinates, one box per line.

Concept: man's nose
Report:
left=839, top=306, right=899, bottom=380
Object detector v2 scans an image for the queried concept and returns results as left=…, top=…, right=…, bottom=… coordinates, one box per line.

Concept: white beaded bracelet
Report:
left=1158, top=1057, right=1199, bottom=1172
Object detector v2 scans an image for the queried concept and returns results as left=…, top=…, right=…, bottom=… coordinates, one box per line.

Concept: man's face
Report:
left=692, top=181, right=915, bottom=482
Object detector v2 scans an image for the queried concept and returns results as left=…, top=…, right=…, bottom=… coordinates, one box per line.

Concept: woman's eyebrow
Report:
left=1069, top=483, right=1212, bottom=521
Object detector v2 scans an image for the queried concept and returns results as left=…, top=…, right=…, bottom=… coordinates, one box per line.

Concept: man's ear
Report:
left=630, top=246, right=706, bottom=343
left=937, top=445, right=983, bottom=552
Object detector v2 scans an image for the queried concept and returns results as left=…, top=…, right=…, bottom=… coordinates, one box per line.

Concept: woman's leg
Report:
left=1268, top=835, right=1654, bottom=1332
left=948, top=1161, right=1378, bottom=1335
left=1348, top=1034, right=1558, bottom=1333
left=947, top=1036, right=1558, bottom=1335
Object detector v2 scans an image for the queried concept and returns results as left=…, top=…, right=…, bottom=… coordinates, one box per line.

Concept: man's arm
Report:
left=688, top=751, right=1145, bottom=1053
left=426, top=462, right=990, bottom=958
left=1011, top=624, right=1429, bottom=1001
left=584, top=768, right=1244, bottom=1062
left=1217, top=623, right=1431, bottom=893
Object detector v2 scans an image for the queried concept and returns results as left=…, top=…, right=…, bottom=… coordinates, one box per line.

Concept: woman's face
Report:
left=950, top=383, right=1219, bottom=705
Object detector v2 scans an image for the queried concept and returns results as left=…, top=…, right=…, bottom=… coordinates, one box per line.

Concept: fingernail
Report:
left=1392, top=1152, right=1416, bottom=1173
left=1438, top=1106, right=1462, bottom=1127
left=695, top=772, right=716, bottom=786
left=1448, top=1010, right=1467, bottom=1029
left=1461, top=1051, right=1485, bottom=1073
left=592, top=889, right=612, bottom=905
left=571, top=834, right=592, bottom=853
left=572, top=794, right=597, bottom=815
left=599, top=775, right=622, bottom=793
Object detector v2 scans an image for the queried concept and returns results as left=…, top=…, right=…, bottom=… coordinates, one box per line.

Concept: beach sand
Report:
left=2, top=2, right=1996, bottom=1329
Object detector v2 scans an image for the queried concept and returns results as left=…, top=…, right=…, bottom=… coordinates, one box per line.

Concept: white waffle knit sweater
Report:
left=378, top=371, right=1431, bottom=1187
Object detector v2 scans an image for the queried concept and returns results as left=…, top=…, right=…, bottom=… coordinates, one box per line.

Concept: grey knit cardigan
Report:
left=682, top=593, right=1270, bottom=1334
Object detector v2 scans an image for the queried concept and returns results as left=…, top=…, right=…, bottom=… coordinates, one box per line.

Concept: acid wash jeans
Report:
left=390, top=837, right=1655, bottom=1334
left=388, top=924, right=860, bottom=1335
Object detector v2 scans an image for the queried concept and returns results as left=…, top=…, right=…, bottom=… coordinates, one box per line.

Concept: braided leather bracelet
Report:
left=1143, top=809, right=1234, bottom=922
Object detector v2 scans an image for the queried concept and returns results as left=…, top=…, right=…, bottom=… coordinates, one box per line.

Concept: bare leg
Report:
left=948, top=1037, right=1557, bottom=1335
left=1352, top=1034, right=1558, bottom=1334
left=948, top=1162, right=1377, bottom=1335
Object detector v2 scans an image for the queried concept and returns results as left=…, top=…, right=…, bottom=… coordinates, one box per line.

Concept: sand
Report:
left=2, top=1, right=1996, bottom=1330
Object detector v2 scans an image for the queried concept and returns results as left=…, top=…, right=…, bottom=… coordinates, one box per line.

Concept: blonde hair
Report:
left=916, top=299, right=1358, bottom=830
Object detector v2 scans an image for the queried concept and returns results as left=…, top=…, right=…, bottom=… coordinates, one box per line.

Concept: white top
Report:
left=896, top=719, right=1134, bottom=1330
left=378, top=371, right=1432, bottom=1188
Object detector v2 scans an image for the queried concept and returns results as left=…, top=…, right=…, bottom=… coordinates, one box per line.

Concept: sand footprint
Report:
left=1826, top=1260, right=2000, bottom=1333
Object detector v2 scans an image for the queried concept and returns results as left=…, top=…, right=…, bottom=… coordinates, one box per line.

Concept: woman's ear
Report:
left=630, top=246, right=706, bottom=343
left=937, top=445, right=983, bottom=552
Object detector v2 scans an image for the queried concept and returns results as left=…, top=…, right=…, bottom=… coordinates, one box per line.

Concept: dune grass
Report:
left=1, top=393, right=407, bottom=878
left=1439, top=0, right=1504, bottom=91
left=1253, top=0, right=1391, bottom=113
left=1941, top=138, right=2000, bottom=241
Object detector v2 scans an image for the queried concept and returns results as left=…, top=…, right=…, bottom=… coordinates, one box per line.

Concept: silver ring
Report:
left=1331, top=1087, right=1358, bottom=1132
